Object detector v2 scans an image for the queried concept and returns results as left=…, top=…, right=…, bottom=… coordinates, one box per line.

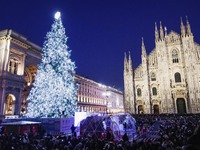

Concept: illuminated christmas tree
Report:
left=25, top=12, right=77, bottom=118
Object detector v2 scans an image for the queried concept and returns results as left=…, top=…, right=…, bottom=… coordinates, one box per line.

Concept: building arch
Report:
left=21, top=65, right=38, bottom=115
left=138, top=105, right=144, bottom=114
left=24, top=69, right=32, bottom=86
left=24, top=65, right=38, bottom=84
left=153, top=105, right=159, bottom=114
left=5, top=94, right=16, bottom=115
left=174, top=72, right=181, bottom=82
left=176, top=98, right=187, bottom=114
left=23, top=65, right=38, bottom=92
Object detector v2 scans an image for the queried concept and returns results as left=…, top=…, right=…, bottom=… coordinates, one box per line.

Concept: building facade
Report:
left=124, top=19, right=200, bottom=114
left=0, top=29, right=41, bottom=117
left=76, top=75, right=124, bottom=113
left=0, top=29, right=124, bottom=117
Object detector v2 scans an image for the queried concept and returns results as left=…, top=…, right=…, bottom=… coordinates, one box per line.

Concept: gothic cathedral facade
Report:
left=124, top=18, right=200, bottom=114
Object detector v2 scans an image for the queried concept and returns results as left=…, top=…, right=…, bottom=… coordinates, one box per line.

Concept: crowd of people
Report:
left=133, top=114, right=200, bottom=149
left=0, top=114, right=200, bottom=150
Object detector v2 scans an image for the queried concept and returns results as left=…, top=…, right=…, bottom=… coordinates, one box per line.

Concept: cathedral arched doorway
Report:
left=138, top=105, right=144, bottom=114
left=5, top=94, right=16, bottom=115
left=176, top=98, right=186, bottom=114
left=153, top=105, right=159, bottom=114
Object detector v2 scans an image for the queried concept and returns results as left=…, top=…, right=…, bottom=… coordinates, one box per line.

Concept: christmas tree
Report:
left=25, top=12, right=78, bottom=118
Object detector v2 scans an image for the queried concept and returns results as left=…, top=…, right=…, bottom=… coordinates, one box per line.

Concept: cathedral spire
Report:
left=142, top=37, right=147, bottom=58
left=186, top=16, right=192, bottom=36
left=164, top=26, right=167, bottom=37
left=124, top=52, right=128, bottom=71
left=180, top=17, right=186, bottom=37
left=155, top=22, right=159, bottom=42
left=160, top=21, right=164, bottom=40
left=128, top=51, right=133, bottom=70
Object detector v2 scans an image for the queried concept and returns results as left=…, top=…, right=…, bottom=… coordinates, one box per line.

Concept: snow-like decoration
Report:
left=25, top=12, right=77, bottom=118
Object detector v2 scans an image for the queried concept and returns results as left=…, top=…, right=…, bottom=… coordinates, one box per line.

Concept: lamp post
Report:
left=102, top=91, right=111, bottom=114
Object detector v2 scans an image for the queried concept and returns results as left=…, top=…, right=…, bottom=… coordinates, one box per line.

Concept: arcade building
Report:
left=0, top=29, right=124, bottom=118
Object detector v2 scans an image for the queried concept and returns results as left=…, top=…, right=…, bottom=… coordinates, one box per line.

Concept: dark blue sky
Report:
left=0, top=0, right=200, bottom=91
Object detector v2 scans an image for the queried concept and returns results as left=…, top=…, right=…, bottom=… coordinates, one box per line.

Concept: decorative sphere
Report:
left=55, top=11, right=61, bottom=19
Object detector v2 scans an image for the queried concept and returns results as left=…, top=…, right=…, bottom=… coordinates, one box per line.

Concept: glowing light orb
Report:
left=54, top=11, right=61, bottom=19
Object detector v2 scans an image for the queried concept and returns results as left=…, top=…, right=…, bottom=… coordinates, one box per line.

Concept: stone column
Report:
left=11, top=61, right=15, bottom=74
left=0, top=86, right=6, bottom=115
left=14, top=87, right=23, bottom=115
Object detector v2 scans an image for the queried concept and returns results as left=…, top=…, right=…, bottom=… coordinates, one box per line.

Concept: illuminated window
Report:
left=5, top=94, right=16, bottom=115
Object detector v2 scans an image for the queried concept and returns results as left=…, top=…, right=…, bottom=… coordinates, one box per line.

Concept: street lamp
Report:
left=103, top=91, right=111, bottom=114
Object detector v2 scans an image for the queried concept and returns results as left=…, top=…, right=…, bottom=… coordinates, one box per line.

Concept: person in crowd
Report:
left=0, top=114, right=199, bottom=150
left=71, top=124, right=76, bottom=137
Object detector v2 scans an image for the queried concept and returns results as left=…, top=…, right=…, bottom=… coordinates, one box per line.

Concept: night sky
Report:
left=0, top=0, right=200, bottom=91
